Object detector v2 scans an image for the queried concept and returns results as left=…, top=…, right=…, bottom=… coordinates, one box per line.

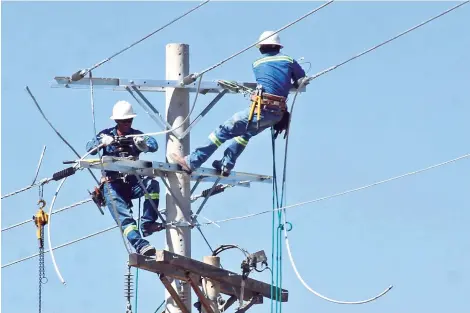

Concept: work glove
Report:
left=133, top=136, right=149, bottom=152
left=100, top=134, right=114, bottom=146
left=273, top=111, right=291, bottom=140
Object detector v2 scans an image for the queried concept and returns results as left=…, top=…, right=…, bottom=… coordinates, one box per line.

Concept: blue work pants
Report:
left=102, top=177, right=160, bottom=253
left=186, top=106, right=283, bottom=171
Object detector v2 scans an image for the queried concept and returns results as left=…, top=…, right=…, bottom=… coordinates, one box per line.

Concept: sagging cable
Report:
left=280, top=77, right=393, bottom=304
left=46, top=178, right=68, bottom=285
left=282, top=213, right=392, bottom=304
left=69, top=0, right=211, bottom=81
left=25, top=86, right=100, bottom=185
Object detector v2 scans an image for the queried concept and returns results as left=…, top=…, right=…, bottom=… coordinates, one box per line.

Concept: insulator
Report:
left=52, top=167, right=76, bottom=181
left=201, top=184, right=225, bottom=198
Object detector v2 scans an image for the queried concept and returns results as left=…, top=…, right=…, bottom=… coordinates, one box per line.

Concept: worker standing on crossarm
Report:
left=86, top=100, right=164, bottom=257
left=171, top=31, right=306, bottom=176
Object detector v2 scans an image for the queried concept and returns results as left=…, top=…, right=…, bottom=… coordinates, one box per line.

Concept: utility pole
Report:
left=165, top=43, right=192, bottom=313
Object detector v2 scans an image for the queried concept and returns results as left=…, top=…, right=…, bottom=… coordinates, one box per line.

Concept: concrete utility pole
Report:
left=165, top=43, right=192, bottom=313
left=202, top=256, right=221, bottom=313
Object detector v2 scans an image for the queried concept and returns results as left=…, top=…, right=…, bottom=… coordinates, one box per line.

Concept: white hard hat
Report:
left=110, top=100, right=137, bottom=120
left=256, top=31, right=283, bottom=49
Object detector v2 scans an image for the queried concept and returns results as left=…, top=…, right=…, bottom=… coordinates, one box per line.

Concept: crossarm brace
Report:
left=178, top=89, right=228, bottom=140
left=186, top=273, right=215, bottom=313
left=159, top=274, right=190, bottom=313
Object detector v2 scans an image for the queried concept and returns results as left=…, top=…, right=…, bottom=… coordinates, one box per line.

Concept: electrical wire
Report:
left=182, top=0, right=334, bottom=84
left=2, top=226, right=118, bottom=269
left=70, top=0, right=211, bottom=81
left=25, top=86, right=100, bottom=185
left=304, top=1, right=469, bottom=83
left=2, top=199, right=92, bottom=232
left=194, top=153, right=470, bottom=226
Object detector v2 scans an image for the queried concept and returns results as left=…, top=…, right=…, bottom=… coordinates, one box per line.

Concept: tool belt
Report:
left=247, top=90, right=287, bottom=130
left=250, top=93, right=287, bottom=111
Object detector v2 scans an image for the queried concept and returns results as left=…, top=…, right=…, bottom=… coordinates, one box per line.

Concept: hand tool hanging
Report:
left=33, top=186, right=49, bottom=313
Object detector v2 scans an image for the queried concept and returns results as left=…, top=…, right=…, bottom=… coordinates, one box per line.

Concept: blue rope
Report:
left=271, top=128, right=285, bottom=313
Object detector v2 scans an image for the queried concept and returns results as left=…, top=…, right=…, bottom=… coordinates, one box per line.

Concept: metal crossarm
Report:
left=78, top=156, right=272, bottom=185
left=51, top=76, right=306, bottom=94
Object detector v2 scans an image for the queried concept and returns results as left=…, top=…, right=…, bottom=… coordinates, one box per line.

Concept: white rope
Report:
left=194, top=153, right=470, bottom=226
left=46, top=178, right=67, bottom=285
left=31, top=146, right=47, bottom=185
left=282, top=212, right=392, bottom=304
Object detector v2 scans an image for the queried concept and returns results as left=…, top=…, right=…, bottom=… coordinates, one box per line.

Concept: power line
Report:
left=2, top=226, right=117, bottom=269
left=70, top=0, right=211, bottom=81
left=304, top=1, right=469, bottom=83
left=181, top=0, right=334, bottom=85
left=197, top=153, right=470, bottom=226
left=2, top=199, right=92, bottom=232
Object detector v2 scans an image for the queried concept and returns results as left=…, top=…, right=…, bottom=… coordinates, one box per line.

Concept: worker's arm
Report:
left=291, top=60, right=307, bottom=88
left=133, top=131, right=158, bottom=153
left=86, top=130, right=113, bottom=155
left=142, top=135, right=158, bottom=153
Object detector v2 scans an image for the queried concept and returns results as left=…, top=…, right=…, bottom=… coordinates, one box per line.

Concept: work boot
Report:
left=170, top=153, right=192, bottom=174
left=141, top=222, right=166, bottom=237
left=139, top=244, right=156, bottom=257
left=212, top=160, right=231, bottom=177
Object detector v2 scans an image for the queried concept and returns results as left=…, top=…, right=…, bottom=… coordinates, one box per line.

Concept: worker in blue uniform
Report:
left=171, top=31, right=306, bottom=176
left=86, top=100, right=163, bottom=256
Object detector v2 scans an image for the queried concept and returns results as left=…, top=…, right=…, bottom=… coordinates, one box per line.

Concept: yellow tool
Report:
left=247, top=92, right=262, bottom=130
left=33, top=200, right=49, bottom=248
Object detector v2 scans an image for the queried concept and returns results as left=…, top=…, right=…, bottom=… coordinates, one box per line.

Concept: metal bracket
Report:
left=178, top=89, right=228, bottom=140
left=235, top=295, right=263, bottom=313
left=126, top=86, right=173, bottom=132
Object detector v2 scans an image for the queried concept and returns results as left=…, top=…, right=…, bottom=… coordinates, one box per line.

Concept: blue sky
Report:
left=1, top=1, right=469, bottom=313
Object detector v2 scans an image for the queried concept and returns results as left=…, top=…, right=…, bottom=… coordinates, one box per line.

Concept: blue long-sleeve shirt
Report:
left=86, top=126, right=158, bottom=158
left=252, top=52, right=306, bottom=98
